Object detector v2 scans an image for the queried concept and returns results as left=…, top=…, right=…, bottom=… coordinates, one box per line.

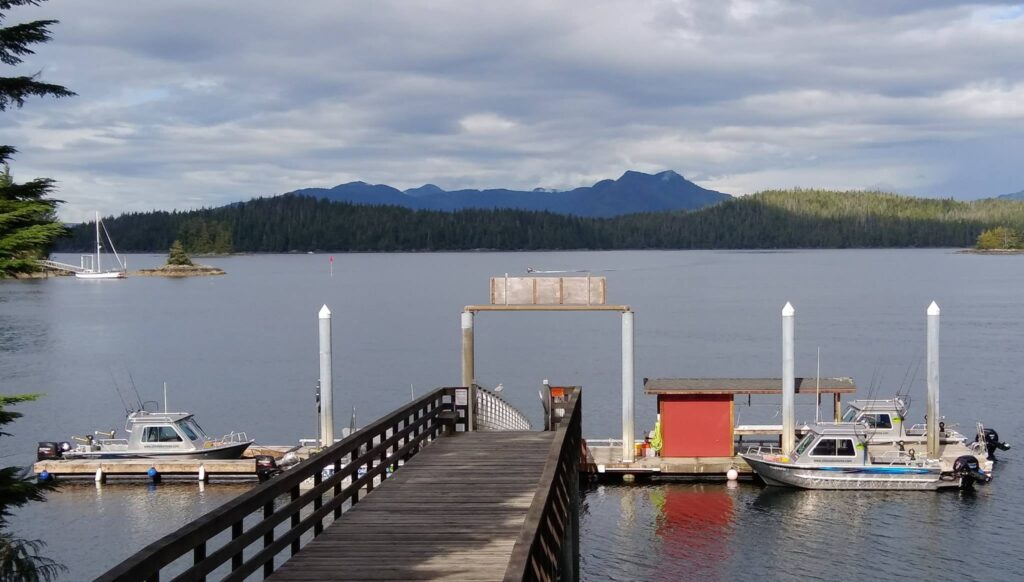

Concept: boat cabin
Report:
left=125, top=412, right=212, bottom=452
left=790, top=424, right=868, bottom=465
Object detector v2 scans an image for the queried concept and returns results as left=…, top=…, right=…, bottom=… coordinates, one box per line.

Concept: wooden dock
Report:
left=33, top=458, right=257, bottom=480
left=270, top=431, right=556, bottom=581
left=97, top=386, right=583, bottom=582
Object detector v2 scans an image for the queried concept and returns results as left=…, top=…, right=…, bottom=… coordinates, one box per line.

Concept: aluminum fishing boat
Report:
left=839, top=397, right=1010, bottom=463
left=45, top=410, right=253, bottom=460
left=741, top=422, right=990, bottom=491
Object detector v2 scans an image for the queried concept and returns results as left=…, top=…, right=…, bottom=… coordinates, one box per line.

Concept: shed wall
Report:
left=659, top=394, right=734, bottom=457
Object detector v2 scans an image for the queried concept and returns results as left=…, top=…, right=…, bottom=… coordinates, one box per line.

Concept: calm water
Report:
left=2, top=250, right=1022, bottom=580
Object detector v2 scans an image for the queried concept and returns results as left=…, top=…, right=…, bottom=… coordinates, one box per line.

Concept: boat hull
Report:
left=63, top=441, right=252, bottom=460
left=76, top=271, right=126, bottom=279
left=741, top=454, right=960, bottom=491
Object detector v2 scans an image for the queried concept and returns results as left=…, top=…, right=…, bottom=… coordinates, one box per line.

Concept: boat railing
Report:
left=906, top=423, right=966, bottom=439
left=217, top=431, right=249, bottom=444
left=873, top=450, right=942, bottom=467
left=744, top=444, right=784, bottom=456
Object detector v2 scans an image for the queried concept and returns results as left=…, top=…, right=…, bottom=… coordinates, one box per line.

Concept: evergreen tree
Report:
left=167, top=239, right=193, bottom=266
left=0, top=0, right=75, bottom=278
left=0, top=395, right=64, bottom=581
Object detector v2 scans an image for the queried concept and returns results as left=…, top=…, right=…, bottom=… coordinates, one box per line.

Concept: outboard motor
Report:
left=953, top=455, right=991, bottom=488
left=37, top=442, right=61, bottom=461
left=255, top=455, right=280, bottom=482
left=980, top=428, right=1011, bottom=461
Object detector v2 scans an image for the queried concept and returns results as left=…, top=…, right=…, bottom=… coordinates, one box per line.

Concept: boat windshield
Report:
left=184, top=419, right=208, bottom=440
left=794, top=433, right=815, bottom=456
left=841, top=407, right=859, bottom=422
left=179, top=422, right=199, bottom=440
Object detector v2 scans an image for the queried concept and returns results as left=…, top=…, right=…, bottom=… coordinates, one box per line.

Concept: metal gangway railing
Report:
left=473, top=384, right=532, bottom=431
left=36, top=259, right=87, bottom=274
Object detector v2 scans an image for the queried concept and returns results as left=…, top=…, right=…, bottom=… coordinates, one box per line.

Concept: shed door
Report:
left=660, top=395, right=734, bottom=457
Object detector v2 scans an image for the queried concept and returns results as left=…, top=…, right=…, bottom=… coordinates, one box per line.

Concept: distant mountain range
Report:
left=290, top=170, right=730, bottom=217
left=997, top=190, right=1024, bottom=200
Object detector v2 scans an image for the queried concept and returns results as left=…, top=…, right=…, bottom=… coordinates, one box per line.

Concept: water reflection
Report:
left=13, top=482, right=252, bottom=580
left=650, top=484, right=735, bottom=580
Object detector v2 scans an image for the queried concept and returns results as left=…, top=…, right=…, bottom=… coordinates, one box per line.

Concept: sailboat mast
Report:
left=95, top=211, right=101, bottom=272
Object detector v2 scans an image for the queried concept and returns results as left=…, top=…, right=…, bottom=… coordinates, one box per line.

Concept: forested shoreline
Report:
left=54, top=189, right=1024, bottom=253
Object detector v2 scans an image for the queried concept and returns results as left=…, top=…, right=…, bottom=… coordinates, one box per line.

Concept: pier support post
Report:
left=622, top=310, right=635, bottom=463
left=782, top=302, right=796, bottom=454
left=927, top=301, right=940, bottom=459
left=461, top=311, right=475, bottom=431
left=319, top=305, right=335, bottom=447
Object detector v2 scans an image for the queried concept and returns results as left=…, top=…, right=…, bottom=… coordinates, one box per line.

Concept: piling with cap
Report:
left=319, top=305, right=335, bottom=446
left=782, top=302, right=796, bottom=454
left=927, top=301, right=940, bottom=459
left=461, top=311, right=475, bottom=431
left=622, top=310, right=635, bottom=462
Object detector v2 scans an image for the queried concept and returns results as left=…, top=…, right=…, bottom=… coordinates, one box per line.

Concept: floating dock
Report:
left=33, top=458, right=257, bottom=481
left=33, top=445, right=300, bottom=481
left=584, top=377, right=857, bottom=479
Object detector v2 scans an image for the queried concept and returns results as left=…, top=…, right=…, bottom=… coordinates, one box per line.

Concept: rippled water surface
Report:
left=2, top=250, right=1022, bottom=580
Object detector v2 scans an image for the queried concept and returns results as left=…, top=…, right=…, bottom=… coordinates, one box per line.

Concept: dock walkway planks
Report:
left=269, top=430, right=555, bottom=581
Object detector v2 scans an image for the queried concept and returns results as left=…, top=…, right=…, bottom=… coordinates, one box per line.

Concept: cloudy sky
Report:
left=3, top=1, right=1024, bottom=221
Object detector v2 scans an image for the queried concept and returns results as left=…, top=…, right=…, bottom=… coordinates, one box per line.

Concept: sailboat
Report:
left=76, top=211, right=127, bottom=279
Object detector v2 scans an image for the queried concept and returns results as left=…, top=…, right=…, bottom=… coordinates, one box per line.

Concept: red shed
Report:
left=644, top=378, right=857, bottom=458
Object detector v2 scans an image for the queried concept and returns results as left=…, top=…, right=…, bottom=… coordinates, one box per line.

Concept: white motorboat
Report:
left=838, top=396, right=1010, bottom=463
left=39, top=410, right=252, bottom=460
left=741, top=422, right=990, bottom=491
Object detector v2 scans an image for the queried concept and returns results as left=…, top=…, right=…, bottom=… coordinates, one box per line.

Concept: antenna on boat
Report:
left=815, top=347, right=821, bottom=424
left=127, top=370, right=144, bottom=410
left=109, top=368, right=131, bottom=414
left=163, top=382, right=169, bottom=413
left=410, top=384, right=415, bottom=402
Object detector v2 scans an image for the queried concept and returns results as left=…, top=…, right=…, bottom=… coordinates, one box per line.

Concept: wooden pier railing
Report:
left=96, top=388, right=465, bottom=582
left=504, top=386, right=582, bottom=582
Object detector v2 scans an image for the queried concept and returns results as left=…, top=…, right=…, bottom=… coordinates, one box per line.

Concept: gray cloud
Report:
left=3, top=0, right=1023, bottom=220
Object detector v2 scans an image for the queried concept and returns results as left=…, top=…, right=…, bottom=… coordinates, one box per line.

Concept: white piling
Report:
left=94, top=468, right=104, bottom=483
left=461, top=311, right=475, bottom=432
left=622, top=310, right=635, bottom=463
left=927, top=301, right=941, bottom=459
left=318, top=304, right=335, bottom=446
left=198, top=465, right=207, bottom=482
left=782, top=302, right=796, bottom=454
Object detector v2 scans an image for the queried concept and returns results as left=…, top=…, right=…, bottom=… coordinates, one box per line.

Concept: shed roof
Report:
left=643, top=377, right=856, bottom=395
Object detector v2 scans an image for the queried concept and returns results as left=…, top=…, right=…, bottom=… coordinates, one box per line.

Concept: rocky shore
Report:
left=134, top=264, right=225, bottom=277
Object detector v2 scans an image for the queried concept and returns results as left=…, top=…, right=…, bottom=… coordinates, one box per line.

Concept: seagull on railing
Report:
left=494, top=383, right=503, bottom=393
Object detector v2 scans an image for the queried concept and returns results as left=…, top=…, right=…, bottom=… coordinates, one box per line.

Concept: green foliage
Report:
left=0, top=394, right=64, bottom=581
left=976, top=226, right=1022, bottom=250
left=0, top=0, right=74, bottom=278
left=178, top=217, right=232, bottom=254
left=166, top=239, right=193, bottom=266
left=0, top=164, right=67, bottom=275
left=55, top=189, right=1024, bottom=252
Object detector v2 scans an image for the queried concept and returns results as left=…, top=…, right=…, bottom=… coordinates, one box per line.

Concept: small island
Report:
left=135, top=240, right=226, bottom=277
left=961, top=226, right=1024, bottom=255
